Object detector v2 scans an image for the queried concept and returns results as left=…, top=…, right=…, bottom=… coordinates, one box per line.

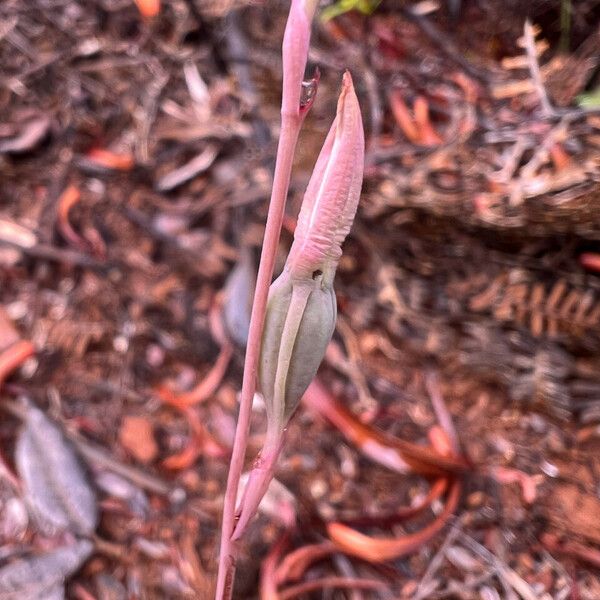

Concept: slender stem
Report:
left=215, top=115, right=301, bottom=600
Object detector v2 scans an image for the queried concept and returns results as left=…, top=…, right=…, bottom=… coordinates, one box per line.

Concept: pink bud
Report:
left=287, top=71, right=365, bottom=283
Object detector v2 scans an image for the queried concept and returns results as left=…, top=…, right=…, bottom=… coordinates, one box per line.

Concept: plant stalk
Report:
left=214, top=114, right=301, bottom=600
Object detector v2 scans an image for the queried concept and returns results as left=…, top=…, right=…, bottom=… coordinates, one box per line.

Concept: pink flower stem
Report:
left=214, top=114, right=302, bottom=600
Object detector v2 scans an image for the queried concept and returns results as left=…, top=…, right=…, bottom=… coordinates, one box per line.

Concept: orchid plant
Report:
left=215, top=2, right=364, bottom=598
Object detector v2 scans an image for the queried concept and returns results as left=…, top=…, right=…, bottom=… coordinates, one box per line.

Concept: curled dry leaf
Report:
left=56, top=185, right=107, bottom=259
left=303, top=379, right=468, bottom=477
left=0, top=539, right=93, bottom=600
left=15, top=406, right=98, bottom=535
left=326, top=480, right=461, bottom=563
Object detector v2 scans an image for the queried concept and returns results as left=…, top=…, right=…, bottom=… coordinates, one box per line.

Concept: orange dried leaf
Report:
left=162, top=408, right=226, bottom=470
left=580, top=252, right=600, bottom=272
left=158, top=342, right=233, bottom=409
left=57, top=185, right=84, bottom=250
left=87, top=148, right=135, bottom=171
left=162, top=442, right=201, bottom=471
left=133, top=0, right=160, bottom=18
left=0, top=340, right=35, bottom=386
left=428, top=425, right=454, bottom=457
left=413, top=96, right=443, bottom=146
left=389, top=90, right=420, bottom=143
left=304, top=380, right=468, bottom=477
left=119, top=415, right=158, bottom=463
left=56, top=185, right=106, bottom=259
left=260, top=534, right=290, bottom=600
left=549, top=144, right=570, bottom=171
left=327, top=481, right=461, bottom=562
left=275, top=541, right=337, bottom=584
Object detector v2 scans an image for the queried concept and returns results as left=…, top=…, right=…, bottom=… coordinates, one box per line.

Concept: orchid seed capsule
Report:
left=260, top=270, right=337, bottom=426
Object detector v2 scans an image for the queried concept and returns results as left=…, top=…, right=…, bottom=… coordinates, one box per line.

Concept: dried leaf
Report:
left=119, top=415, right=158, bottom=464
left=0, top=539, right=93, bottom=600
left=85, top=148, right=134, bottom=171
left=15, top=406, right=98, bottom=535
left=0, top=219, right=37, bottom=249
left=156, top=145, right=218, bottom=191
left=0, top=117, right=51, bottom=154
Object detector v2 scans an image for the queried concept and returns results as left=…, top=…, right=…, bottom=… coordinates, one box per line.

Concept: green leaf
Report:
left=321, top=0, right=382, bottom=22
left=577, top=87, right=600, bottom=108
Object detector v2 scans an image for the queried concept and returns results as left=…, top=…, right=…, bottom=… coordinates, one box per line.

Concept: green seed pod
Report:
left=259, top=269, right=336, bottom=428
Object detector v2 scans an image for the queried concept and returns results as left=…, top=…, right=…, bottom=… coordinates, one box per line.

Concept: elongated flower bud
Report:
left=282, top=0, right=319, bottom=119
left=259, top=72, right=365, bottom=432
left=287, top=71, right=365, bottom=284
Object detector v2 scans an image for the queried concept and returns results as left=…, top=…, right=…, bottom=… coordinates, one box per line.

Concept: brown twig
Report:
left=0, top=239, right=108, bottom=269
left=523, top=20, right=554, bottom=117
left=413, top=515, right=466, bottom=600
left=425, top=371, right=461, bottom=456
left=458, top=532, right=539, bottom=600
